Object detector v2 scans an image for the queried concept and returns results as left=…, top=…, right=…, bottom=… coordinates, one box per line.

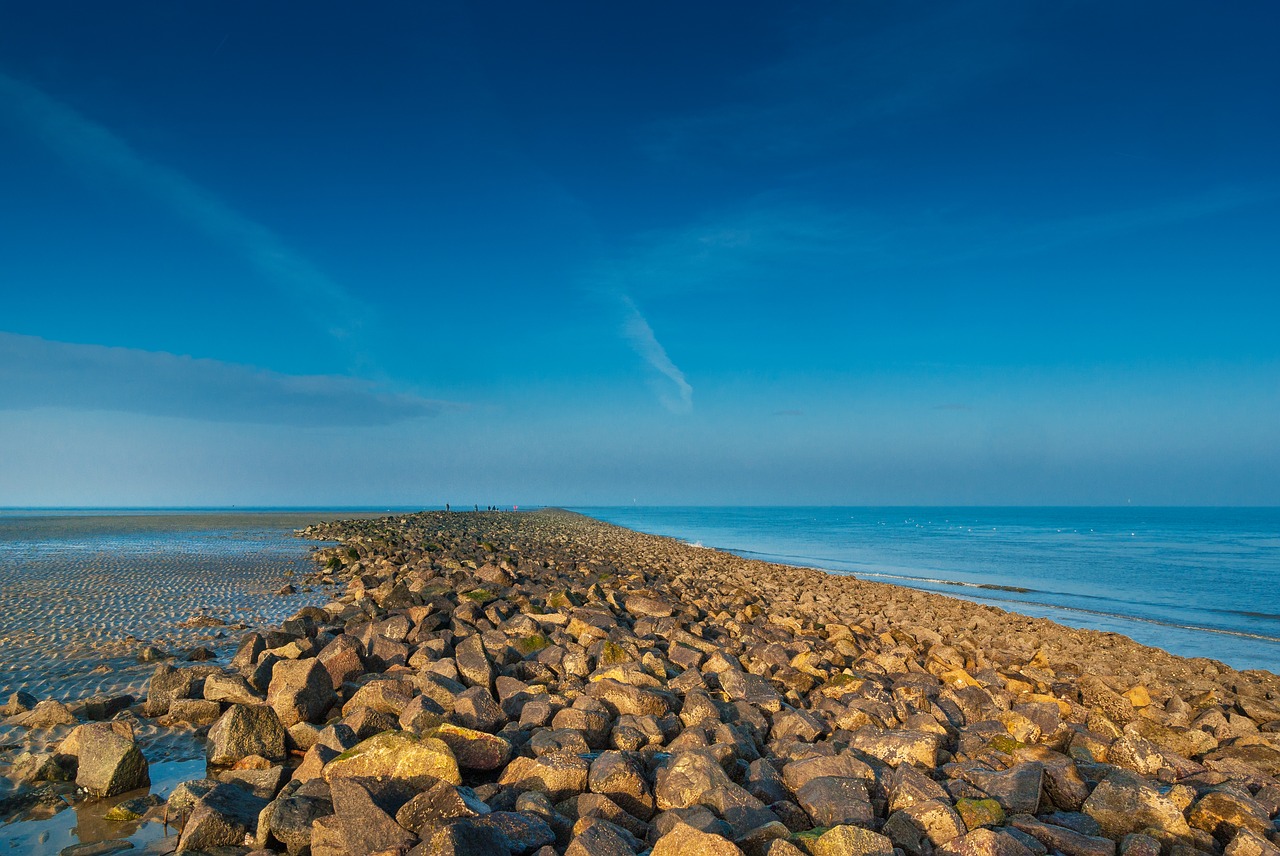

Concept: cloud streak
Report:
left=642, top=3, right=1033, bottom=164
left=600, top=186, right=1267, bottom=303
left=619, top=296, right=693, bottom=413
left=0, top=332, right=454, bottom=426
left=0, top=72, right=369, bottom=345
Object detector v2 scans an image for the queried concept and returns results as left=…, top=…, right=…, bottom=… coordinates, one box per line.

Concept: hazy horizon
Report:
left=3, top=3, right=1278, bottom=506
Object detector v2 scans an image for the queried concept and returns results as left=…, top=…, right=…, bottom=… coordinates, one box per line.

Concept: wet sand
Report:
left=0, top=510, right=390, bottom=836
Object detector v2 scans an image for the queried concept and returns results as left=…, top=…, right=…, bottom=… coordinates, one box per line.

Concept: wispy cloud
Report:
left=0, top=72, right=369, bottom=346
left=0, top=332, right=454, bottom=426
left=597, top=186, right=1266, bottom=303
left=641, top=3, right=1034, bottom=164
left=618, top=296, right=693, bottom=414
left=960, top=187, right=1269, bottom=263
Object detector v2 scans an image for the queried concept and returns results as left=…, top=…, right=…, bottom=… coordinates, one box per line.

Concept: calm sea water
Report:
left=575, top=507, right=1280, bottom=673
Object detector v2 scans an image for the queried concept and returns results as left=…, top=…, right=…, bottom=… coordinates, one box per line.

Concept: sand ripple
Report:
left=0, top=514, right=343, bottom=749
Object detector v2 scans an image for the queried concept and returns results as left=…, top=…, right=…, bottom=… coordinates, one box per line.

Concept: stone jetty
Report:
left=5, top=509, right=1280, bottom=855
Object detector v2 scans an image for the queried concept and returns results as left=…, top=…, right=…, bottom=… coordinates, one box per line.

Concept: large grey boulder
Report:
left=1082, top=770, right=1193, bottom=840
left=207, top=703, right=287, bottom=766
left=266, top=658, right=336, bottom=726
left=176, top=782, right=268, bottom=852
left=72, top=722, right=150, bottom=798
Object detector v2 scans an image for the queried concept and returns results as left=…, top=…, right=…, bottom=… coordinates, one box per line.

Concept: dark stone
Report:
left=176, top=782, right=269, bottom=853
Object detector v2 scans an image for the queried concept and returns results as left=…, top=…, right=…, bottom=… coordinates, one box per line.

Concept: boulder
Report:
left=203, top=672, right=263, bottom=705
left=896, top=799, right=967, bottom=847
left=588, top=678, right=672, bottom=717
left=781, top=753, right=875, bottom=792
left=430, top=722, right=513, bottom=770
left=1224, top=830, right=1280, bottom=856
left=588, top=750, right=654, bottom=820
left=396, top=779, right=490, bottom=833
left=260, top=780, right=334, bottom=854
left=651, top=820, right=744, bottom=856
left=795, top=776, right=874, bottom=827
left=316, top=634, right=365, bottom=688
left=849, top=728, right=940, bottom=767
left=416, top=816, right=514, bottom=856
left=1, top=690, right=37, bottom=716
left=11, top=699, right=77, bottom=727
left=654, top=750, right=777, bottom=837
left=455, top=633, right=494, bottom=689
left=473, top=810, right=558, bottom=853
left=145, top=663, right=199, bottom=716
left=1188, top=787, right=1275, bottom=842
left=329, top=776, right=418, bottom=853
left=567, top=818, right=641, bottom=856
left=452, top=686, right=507, bottom=732
left=1009, top=814, right=1116, bottom=856
left=498, top=751, right=591, bottom=802
left=324, top=730, right=461, bottom=785
left=176, top=782, right=268, bottom=852
left=1078, top=676, right=1136, bottom=724
left=266, top=658, right=336, bottom=726
left=207, top=704, right=287, bottom=766
left=74, top=722, right=150, bottom=798
left=1082, top=770, right=1193, bottom=840
left=794, top=824, right=895, bottom=856
left=936, top=828, right=1037, bottom=856
left=961, top=762, right=1043, bottom=815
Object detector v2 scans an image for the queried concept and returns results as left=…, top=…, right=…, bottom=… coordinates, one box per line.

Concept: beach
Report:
left=3, top=509, right=1278, bottom=855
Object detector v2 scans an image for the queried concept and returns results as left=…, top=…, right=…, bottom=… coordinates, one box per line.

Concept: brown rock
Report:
left=499, top=751, right=591, bottom=802
left=1188, top=787, right=1275, bottom=842
left=74, top=722, right=150, bottom=798
left=651, top=821, right=744, bottom=856
left=1082, top=770, right=1193, bottom=840
left=1009, top=814, right=1116, bottom=856
left=589, top=750, right=655, bottom=820
left=936, top=828, right=1036, bottom=856
left=267, top=658, right=337, bottom=727
left=324, top=730, right=461, bottom=785
left=207, top=704, right=287, bottom=766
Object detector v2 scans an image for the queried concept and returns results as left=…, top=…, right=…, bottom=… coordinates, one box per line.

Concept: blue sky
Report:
left=2, top=2, right=1278, bottom=506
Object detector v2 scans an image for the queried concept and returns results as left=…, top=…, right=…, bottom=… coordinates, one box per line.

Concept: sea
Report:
left=574, top=507, right=1280, bottom=674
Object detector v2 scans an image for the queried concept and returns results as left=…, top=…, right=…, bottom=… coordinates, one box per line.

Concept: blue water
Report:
left=574, top=507, right=1280, bottom=673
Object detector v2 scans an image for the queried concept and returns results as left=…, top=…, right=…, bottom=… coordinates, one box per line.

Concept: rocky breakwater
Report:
left=12, top=508, right=1280, bottom=856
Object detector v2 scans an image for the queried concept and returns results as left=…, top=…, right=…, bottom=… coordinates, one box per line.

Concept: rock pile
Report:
left=8, top=510, right=1280, bottom=856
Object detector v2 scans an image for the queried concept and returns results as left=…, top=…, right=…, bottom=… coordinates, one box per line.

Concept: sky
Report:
left=1, top=1, right=1278, bottom=507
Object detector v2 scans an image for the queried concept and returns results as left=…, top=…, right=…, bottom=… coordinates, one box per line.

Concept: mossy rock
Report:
left=599, top=640, right=631, bottom=667
left=514, top=634, right=550, bottom=656
left=461, top=589, right=495, bottom=603
left=988, top=734, right=1028, bottom=754
left=325, top=731, right=460, bottom=785
left=956, top=797, right=1005, bottom=829
left=790, top=827, right=831, bottom=846
left=547, top=590, right=579, bottom=609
